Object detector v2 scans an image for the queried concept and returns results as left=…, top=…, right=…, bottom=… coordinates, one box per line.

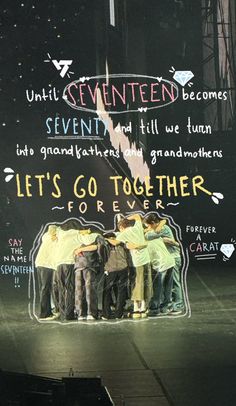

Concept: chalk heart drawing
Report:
left=4, top=167, right=15, bottom=182
left=63, top=73, right=179, bottom=114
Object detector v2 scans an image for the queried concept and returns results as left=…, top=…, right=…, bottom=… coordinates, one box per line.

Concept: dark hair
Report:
left=103, top=232, right=116, bottom=238
left=117, top=218, right=133, bottom=230
left=60, top=219, right=80, bottom=231
left=144, top=213, right=162, bottom=225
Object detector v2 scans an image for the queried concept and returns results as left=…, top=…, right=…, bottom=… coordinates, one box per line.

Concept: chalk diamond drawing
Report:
left=220, top=244, right=235, bottom=258
left=173, top=70, right=194, bottom=86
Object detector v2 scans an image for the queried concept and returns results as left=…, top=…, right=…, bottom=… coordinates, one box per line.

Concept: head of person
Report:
left=144, top=213, right=162, bottom=230
left=117, top=218, right=133, bottom=232
left=60, top=219, right=80, bottom=231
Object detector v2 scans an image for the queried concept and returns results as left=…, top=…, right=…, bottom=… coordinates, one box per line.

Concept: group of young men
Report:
left=35, top=213, right=185, bottom=322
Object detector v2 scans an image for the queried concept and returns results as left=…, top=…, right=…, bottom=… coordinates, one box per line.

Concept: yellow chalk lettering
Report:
left=68, top=201, right=74, bottom=212
left=179, top=176, right=190, bottom=197
left=144, top=176, right=154, bottom=197
left=155, top=199, right=165, bottom=209
left=74, top=175, right=86, bottom=198
left=110, top=176, right=122, bottom=196
left=52, top=174, right=61, bottom=198
left=133, top=176, right=144, bottom=195
left=113, top=201, right=120, bottom=212
left=88, top=177, right=97, bottom=197
left=97, top=200, right=105, bottom=213
left=127, top=200, right=136, bottom=209
left=25, top=175, right=32, bottom=197
left=16, top=174, right=24, bottom=197
left=35, top=175, right=45, bottom=196
left=143, top=200, right=150, bottom=209
left=123, top=178, right=132, bottom=195
left=167, top=176, right=178, bottom=197
left=192, top=175, right=211, bottom=196
left=78, top=202, right=87, bottom=213
left=156, top=176, right=166, bottom=196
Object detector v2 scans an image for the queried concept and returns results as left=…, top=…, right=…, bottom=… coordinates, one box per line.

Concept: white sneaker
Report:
left=87, top=315, right=96, bottom=321
left=52, top=311, right=60, bottom=318
left=38, top=314, right=58, bottom=321
left=77, top=316, right=85, bottom=321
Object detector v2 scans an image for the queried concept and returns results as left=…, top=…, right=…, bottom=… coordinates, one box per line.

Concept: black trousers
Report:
left=102, top=268, right=128, bottom=319
left=52, top=271, right=60, bottom=313
left=57, top=264, right=75, bottom=320
left=75, top=268, right=98, bottom=318
left=37, top=267, right=53, bottom=318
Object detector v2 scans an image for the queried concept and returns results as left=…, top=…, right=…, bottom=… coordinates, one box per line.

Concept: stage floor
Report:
left=0, top=267, right=236, bottom=405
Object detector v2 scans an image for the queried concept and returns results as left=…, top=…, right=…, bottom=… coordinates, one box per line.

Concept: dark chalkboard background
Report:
left=0, top=0, right=236, bottom=270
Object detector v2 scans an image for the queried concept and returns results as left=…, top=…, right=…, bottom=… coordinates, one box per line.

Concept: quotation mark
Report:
left=4, top=168, right=15, bottom=182
left=211, top=192, right=224, bottom=205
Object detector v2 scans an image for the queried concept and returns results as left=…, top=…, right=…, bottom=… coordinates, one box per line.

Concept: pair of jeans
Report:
left=57, top=264, right=75, bottom=320
left=149, top=267, right=173, bottom=311
left=172, top=257, right=184, bottom=309
left=75, top=268, right=98, bottom=318
left=102, top=268, right=128, bottom=318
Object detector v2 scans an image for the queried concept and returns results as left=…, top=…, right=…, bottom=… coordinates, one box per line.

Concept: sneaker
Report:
left=115, top=315, right=124, bottom=320
left=160, top=306, right=172, bottom=315
left=140, top=310, right=148, bottom=318
left=132, top=312, right=141, bottom=319
left=86, top=315, right=96, bottom=321
left=52, top=309, right=60, bottom=316
left=147, top=310, right=160, bottom=317
left=141, top=313, right=148, bottom=319
left=101, top=316, right=109, bottom=321
left=77, top=316, right=85, bottom=321
left=38, top=314, right=58, bottom=321
left=169, top=309, right=183, bottom=315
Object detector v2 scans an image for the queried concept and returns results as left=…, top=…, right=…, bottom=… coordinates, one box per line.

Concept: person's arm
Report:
left=145, top=223, right=170, bottom=240
left=106, top=238, right=121, bottom=246
left=74, top=244, right=97, bottom=256
left=126, top=213, right=142, bottom=222
left=163, top=237, right=179, bottom=247
left=154, top=219, right=166, bottom=232
left=126, top=242, right=147, bottom=250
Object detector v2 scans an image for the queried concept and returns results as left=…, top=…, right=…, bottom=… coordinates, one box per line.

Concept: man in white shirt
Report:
left=115, top=214, right=152, bottom=319
left=35, top=225, right=58, bottom=319
left=54, top=220, right=81, bottom=321
left=74, top=230, right=104, bottom=321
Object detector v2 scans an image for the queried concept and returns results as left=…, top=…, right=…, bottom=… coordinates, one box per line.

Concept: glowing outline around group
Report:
left=29, top=212, right=191, bottom=325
